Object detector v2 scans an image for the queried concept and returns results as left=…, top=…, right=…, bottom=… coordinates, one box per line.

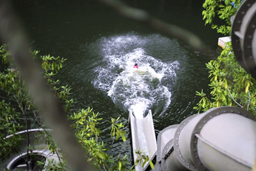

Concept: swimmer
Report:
left=133, top=63, right=138, bottom=69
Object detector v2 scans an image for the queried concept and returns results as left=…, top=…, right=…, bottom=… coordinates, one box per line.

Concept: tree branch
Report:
left=247, top=90, right=251, bottom=111
left=9, top=114, right=18, bottom=124
left=227, top=87, right=243, bottom=108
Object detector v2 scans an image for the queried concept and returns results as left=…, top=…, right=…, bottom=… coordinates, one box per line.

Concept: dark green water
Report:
left=12, top=0, right=220, bottom=161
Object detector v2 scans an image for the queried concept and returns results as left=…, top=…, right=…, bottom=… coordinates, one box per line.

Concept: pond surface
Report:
left=12, top=0, right=220, bottom=162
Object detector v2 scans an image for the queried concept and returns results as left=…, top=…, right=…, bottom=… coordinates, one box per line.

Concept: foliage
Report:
left=0, top=44, right=25, bottom=161
left=0, top=44, right=131, bottom=171
left=69, top=108, right=130, bottom=170
left=111, top=155, right=131, bottom=171
left=202, top=0, right=243, bottom=34
left=70, top=108, right=107, bottom=169
left=0, top=44, right=70, bottom=169
left=110, top=117, right=126, bottom=142
left=38, top=158, right=68, bottom=171
left=0, top=100, right=23, bottom=161
left=198, top=0, right=256, bottom=116
left=194, top=42, right=256, bottom=116
left=134, top=150, right=154, bottom=170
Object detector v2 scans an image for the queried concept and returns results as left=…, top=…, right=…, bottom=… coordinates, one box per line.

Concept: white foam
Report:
left=93, top=35, right=179, bottom=117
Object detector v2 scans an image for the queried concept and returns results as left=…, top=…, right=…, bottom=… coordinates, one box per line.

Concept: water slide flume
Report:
left=129, top=110, right=157, bottom=171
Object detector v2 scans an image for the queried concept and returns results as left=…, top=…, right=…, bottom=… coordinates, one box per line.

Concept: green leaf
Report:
left=142, top=159, right=147, bottom=167
left=118, top=162, right=122, bottom=171
left=121, top=133, right=126, bottom=142
left=149, top=160, right=154, bottom=169
left=245, top=82, right=250, bottom=93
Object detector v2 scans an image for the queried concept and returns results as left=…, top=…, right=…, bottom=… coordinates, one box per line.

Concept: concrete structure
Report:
left=218, top=36, right=231, bottom=48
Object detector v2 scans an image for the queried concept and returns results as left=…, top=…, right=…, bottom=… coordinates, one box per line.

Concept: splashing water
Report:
left=93, top=35, right=179, bottom=118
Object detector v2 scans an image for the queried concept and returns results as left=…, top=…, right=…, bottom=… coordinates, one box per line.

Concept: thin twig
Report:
left=9, top=114, right=18, bottom=124
left=14, top=94, right=31, bottom=166
left=247, top=90, right=251, bottom=111
left=0, top=95, right=11, bottom=100
left=31, top=110, right=40, bottom=128
left=0, top=149, right=11, bottom=161
left=0, top=117, right=6, bottom=121
left=227, top=87, right=243, bottom=108
left=37, top=126, right=62, bottom=162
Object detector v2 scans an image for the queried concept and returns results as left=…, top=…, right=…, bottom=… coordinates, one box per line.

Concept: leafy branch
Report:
left=194, top=42, right=256, bottom=116
left=134, top=150, right=154, bottom=170
left=110, top=117, right=127, bottom=142
left=202, top=0, right=243, bottom=35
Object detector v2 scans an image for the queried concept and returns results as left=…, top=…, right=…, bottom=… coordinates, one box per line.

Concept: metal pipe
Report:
left=159, top=107, right=256, bottom=171
left=197, top=113, right=256, bottom=171
left=231, top=0, right=256, bottom=79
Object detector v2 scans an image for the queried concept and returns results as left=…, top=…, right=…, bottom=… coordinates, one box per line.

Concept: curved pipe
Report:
left=231, top=0, right=256, bottom=79
left=6, top=150, right=59, bottom=171
left=158, top=107, right=256, bottom=171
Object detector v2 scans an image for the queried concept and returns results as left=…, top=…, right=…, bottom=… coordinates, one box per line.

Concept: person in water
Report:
left=133, top=63, right=138, bottom=69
